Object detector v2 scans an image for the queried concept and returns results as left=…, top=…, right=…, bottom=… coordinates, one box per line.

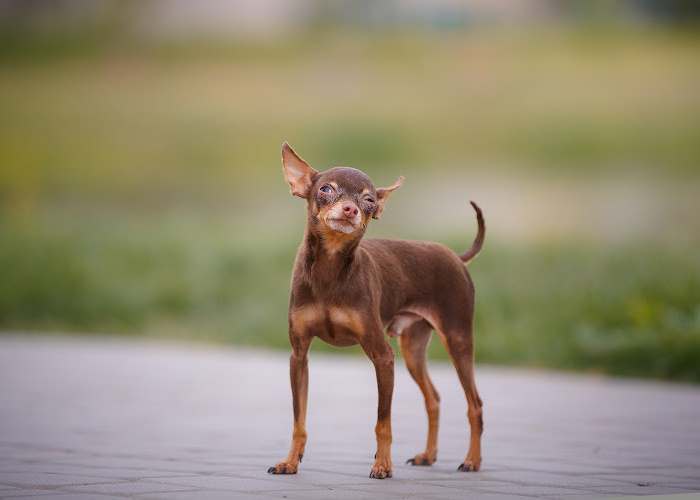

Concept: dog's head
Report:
left=281, top=142, right=403, bottom=241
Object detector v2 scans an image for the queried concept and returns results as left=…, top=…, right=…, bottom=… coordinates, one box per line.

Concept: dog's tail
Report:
left=459, top=201, right=485, bottom=264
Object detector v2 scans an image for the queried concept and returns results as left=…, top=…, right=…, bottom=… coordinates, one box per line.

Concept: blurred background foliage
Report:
left=1, top=0, right=699, bottom=381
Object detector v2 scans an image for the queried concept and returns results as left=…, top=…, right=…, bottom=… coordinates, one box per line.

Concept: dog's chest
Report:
left=290, top=303, right=365, bottom=347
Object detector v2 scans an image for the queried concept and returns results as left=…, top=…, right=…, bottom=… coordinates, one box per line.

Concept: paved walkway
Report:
left=0, top=336, right=699, bottom=499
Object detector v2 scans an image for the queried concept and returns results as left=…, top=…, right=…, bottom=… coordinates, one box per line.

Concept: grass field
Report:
left=1, top=26, right=699, bottom=381
left=2, top=208, right=699, bottom=382
left=2, top=27, right=699, bottom=210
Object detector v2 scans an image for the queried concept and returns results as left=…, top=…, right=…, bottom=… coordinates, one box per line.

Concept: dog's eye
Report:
left=364, top=196, right=375, bottom=204
left=319, top=185, right=333, bottom=194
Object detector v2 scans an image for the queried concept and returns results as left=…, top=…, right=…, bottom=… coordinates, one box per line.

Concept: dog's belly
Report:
left=386, top=311, right=424, bottom=337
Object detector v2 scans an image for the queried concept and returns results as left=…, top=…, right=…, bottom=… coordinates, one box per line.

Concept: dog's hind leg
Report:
left=399, top=320, right=440, bottom=466
left=441, top=327, right=483, bottom=472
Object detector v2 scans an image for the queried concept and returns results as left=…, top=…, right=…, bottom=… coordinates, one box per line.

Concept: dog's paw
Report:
left=456, top=459, right=480, bottom=472
left=369, top=460, right=393, bottom=479
left=267, top=461, right=298, bottom=475
left=406, top=452, right=436, bottom=466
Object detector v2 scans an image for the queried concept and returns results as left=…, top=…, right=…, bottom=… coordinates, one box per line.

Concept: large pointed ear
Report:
left=282, top=142, right=318, bottom=199
left=373, top=176, right=404, bottom=219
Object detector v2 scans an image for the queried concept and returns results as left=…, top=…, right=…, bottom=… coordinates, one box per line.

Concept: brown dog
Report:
left=267, top=143, right=485, bottom=479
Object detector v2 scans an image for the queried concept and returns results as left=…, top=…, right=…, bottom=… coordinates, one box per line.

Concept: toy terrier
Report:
left=268, top=143, right=485, bottom=479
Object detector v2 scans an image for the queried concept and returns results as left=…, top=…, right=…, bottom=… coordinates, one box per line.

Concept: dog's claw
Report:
left=457, top=462, right=478, bottom=472
left=369, top=470, right=391, bottom=479
left=267, top=462, right=298, bottom=475
left=407, top=453, right=436, bottom=466
left=299, top=454, right=303, bottom=463
left=369, top=463, right=392, bottom=479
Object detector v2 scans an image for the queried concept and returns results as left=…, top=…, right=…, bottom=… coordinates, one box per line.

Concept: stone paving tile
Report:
left=0, top=490, right=57, bottom=499
left=587, top=472, right=700, bottom=486
left=253, top=490, right=406, bottom=500
left=0, top=464, right=150, bottom=482
left=138, top=489, right=331, bottom=500
left=43, top=456, right=224, bottom=475
left=467, top=484, right=600, bottom=497
left=2, top=494, right=121, bottom=500
left=457, top=470, right=633, bottom=488
left=306, top=487, right=458, bottom=500
left=329, top=486, right=535, bottom=500
left=0, top=472, right=117, bottom=489
left=342, top=482, right=484, bottom=498
left=423, top=477, right=608, bottom=490
left=488, top=461, right=613, bottom=476
left=60, top=480, right=201, bottom=496
left=140, top=474, right=318, bottom=493
left=579, top=484, right=699, bottom=496
left=2, top=335, right=700, bottom=499
left=617, top=466, right=700, bottom=478
left=145, top=488, right=470, bottom=500
left=665, top=482, right=700, bottom=490
left=302, top=468, right=457, bottom=485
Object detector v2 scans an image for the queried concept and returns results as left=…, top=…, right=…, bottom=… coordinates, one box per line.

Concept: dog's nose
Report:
left=342, top=202, right=359, bottom=218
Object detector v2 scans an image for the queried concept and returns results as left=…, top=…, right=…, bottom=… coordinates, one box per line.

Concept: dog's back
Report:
left=360, top=238, right=475, bottom=330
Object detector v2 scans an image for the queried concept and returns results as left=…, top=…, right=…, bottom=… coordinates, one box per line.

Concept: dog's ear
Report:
left=373, top=176, right=404, bottom=219
left=282, top=142, right=318, bottom=199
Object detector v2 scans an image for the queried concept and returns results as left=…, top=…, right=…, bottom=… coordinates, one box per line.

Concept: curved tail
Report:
left=459, top=201, right=486, bottom=264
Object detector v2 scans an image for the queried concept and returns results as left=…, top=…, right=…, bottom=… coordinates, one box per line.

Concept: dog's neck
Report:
left=301, top=225, right=361, bottom=286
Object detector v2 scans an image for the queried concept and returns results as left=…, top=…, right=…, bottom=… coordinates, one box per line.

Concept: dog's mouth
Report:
left=324, top=217, right=359, bottom=234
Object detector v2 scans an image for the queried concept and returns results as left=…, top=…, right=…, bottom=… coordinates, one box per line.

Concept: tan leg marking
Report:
left=269, top=311, right=316, bottom=475
left=372, top=417, right=393, bottom=478
left=438, top=330, right=483, bottom=472
left=361, top=335, right=395, bottom=479
left=399, top=320, right=440, bottom=466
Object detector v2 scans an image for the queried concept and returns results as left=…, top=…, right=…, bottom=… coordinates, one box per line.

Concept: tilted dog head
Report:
left=281, top=142, right=403, bottom=241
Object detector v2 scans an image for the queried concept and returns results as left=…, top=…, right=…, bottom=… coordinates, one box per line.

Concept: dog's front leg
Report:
left=268, top=334, right=311, bottom=475
left=362, top=335, right=395, bottom=479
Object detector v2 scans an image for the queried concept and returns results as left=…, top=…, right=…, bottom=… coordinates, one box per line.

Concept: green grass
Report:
left=2, top=214, right=698, bottom=383
left=466, top=243, right=700, bottom=381
left=2, top=27, right=700, bottom=215
left=1, top=26, right=698, bottom=382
